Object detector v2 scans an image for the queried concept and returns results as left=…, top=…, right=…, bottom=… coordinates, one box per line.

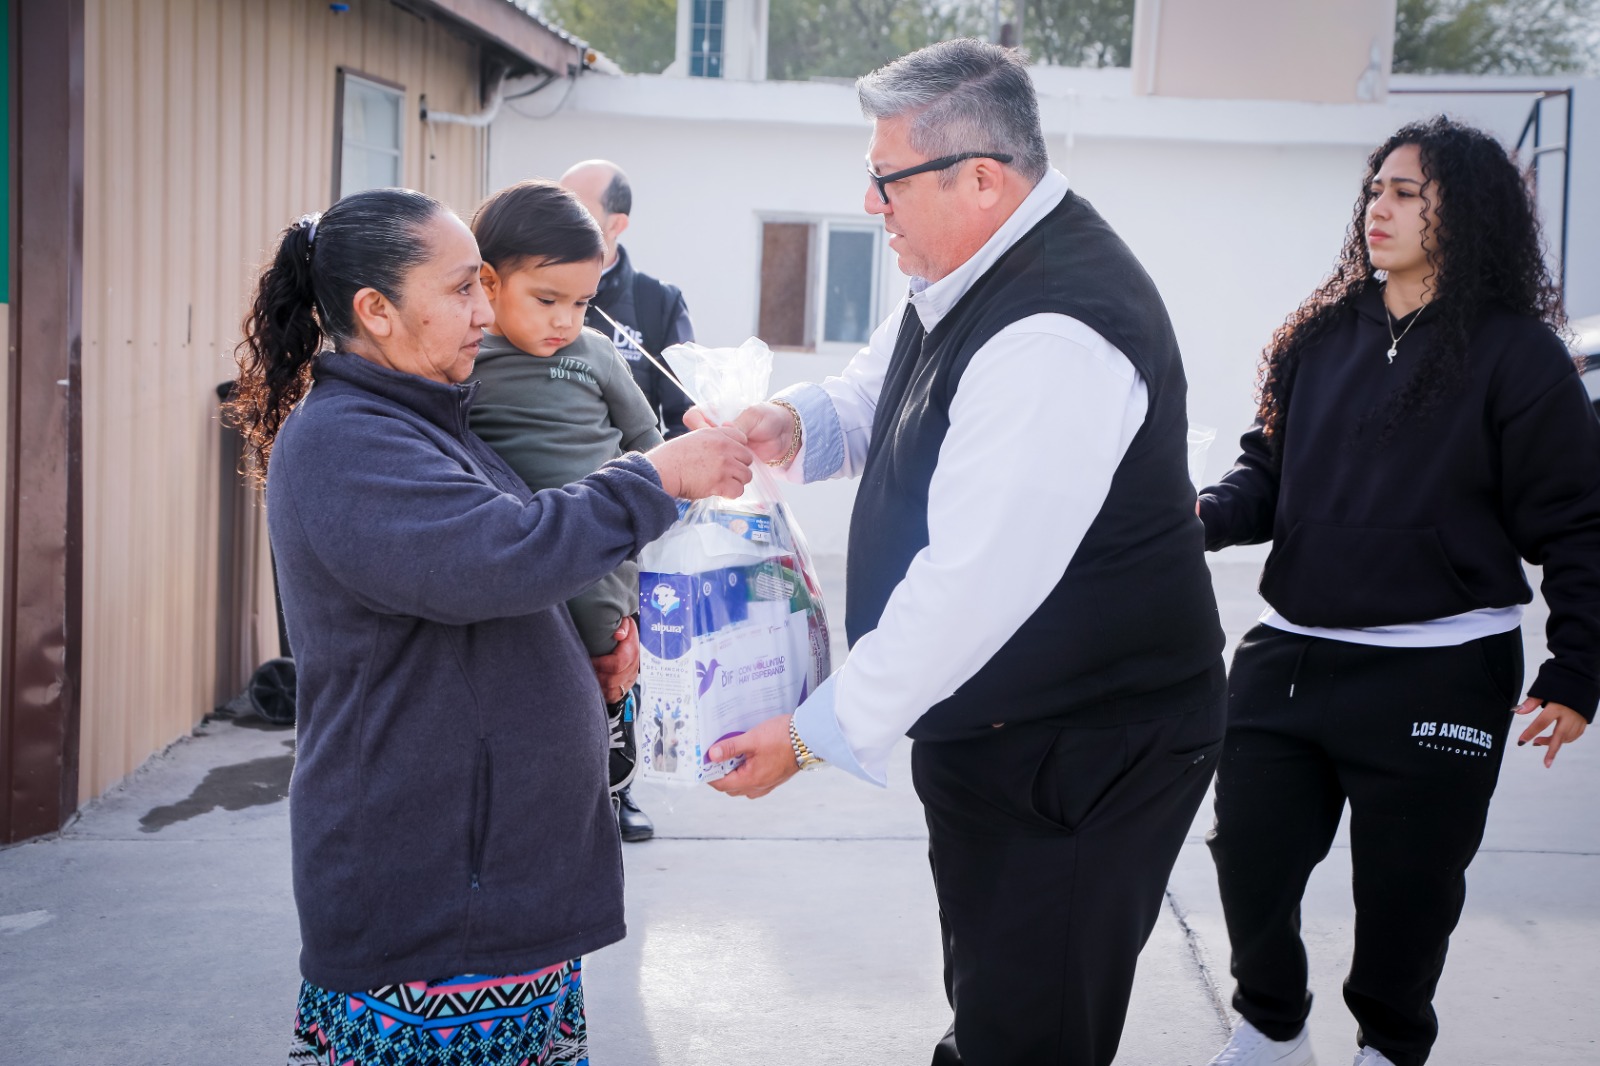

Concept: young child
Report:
left=468, top=179, right=667, bottom=791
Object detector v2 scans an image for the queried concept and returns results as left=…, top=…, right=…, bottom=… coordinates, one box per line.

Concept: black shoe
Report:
left=616, top=785, right=654, bottom=843
left=607, top=692, right=639, bottom=793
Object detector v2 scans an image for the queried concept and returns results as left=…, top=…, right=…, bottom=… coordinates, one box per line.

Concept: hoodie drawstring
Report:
left=1288, top=638, right=1313, bottom=699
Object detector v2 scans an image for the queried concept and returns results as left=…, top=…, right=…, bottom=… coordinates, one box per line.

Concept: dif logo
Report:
left=641, top=575, right=694, bottom=659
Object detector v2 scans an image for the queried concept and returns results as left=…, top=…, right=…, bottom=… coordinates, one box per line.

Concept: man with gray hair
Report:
left=692, top=39, right=1226, bottom=1065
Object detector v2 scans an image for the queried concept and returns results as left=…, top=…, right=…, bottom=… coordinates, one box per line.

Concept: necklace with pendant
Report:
left=1384, top=300, right=1422, bottom=363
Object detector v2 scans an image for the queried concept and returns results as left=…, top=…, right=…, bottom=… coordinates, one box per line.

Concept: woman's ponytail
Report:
left=229, top=215, right=324, bottom=477
left=228, top=189, right=445, bottom=476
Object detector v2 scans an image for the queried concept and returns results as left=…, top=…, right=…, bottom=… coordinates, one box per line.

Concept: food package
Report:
left=637, top=339, right=832, bottom=784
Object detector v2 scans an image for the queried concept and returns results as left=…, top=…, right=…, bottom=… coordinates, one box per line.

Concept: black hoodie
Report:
left=1200, top=285, right=1600, bottom=718
left=585, top=245, right=695, bottom=437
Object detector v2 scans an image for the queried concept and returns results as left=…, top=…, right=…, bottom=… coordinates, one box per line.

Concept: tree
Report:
left=1021, top=0, right=1134, bottom=68
left=768, top=0, right=988, bottom=82
left=1020, top=0, right=1600, bottom=76
left=540, top=0, right=678, bottom=74
left=538, top=0, right=984, bottom=80
left=1393, top=0, right=1599, bottom=74
left=767, top=0, right=1132, bottom=81
left=541, top=0, right=1598, bottom=81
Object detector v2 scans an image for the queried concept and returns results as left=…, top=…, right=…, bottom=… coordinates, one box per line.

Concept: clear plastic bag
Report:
left=636, top=338, right=833, bottom=784
left=1187, top=423, right=1216, bottom=490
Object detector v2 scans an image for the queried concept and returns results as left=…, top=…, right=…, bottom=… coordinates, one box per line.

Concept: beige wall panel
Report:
left=1131, top=0, right=1397, bottom=103
left=80, top=0, right=487, bottom=802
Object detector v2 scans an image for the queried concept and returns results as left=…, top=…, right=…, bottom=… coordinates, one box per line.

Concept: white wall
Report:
left=488, top=70, right=1599, bottom=554
left=1051, top=137, right=1367, bottom=480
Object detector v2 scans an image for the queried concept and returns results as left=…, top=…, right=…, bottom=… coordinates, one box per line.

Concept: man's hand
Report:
left=592, top=617, right=639, bottom=705
left=644, top=426, right=754, bottom=499
left=1515, top=697, right=1588, bottom=767
left=706, top=714, right=801, bottom=799
left=686, top=403, right=794, bottom=466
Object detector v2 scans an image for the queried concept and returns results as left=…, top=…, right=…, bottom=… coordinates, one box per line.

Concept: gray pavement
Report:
left=2, top=558, right=1597, bottom=1064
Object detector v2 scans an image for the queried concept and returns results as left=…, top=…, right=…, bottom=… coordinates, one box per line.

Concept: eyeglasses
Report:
left=866, top=152, right=1015, bottom=205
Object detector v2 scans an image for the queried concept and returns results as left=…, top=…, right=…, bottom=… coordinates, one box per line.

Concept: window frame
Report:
left=756, top=215, right=885, bottom=354
left=332, top=68, right=406, bottom=202
left=816, top=219, right=883, bottom=349
left=689, top=0, right=725, bottom=78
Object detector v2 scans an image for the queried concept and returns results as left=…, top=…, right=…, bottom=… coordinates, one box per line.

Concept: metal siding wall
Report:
left=79, top=0, right=485, bottom=803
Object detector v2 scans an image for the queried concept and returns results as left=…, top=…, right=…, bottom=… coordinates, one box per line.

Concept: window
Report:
left=758, top=220, right=882, bottom=350
left=821, top=226, right=878, bottom=344
left=336, top=71, right=404, bottom=199
left=689, top=0, right=724, bottom=78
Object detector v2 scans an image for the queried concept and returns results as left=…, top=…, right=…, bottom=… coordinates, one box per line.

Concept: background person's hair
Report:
left=472, top=179, right=607, bottom=275
left=1255, top=114, right=1563, bottom=448
left=600, top=169, right=632, bottom=216
left=228, top=187, right=445, bottom=477
left=856, top=38, right=1049, bottom=186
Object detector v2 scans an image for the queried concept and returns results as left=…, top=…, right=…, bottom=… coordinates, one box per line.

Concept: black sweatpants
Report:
left=1208, top=624, right=1522, bottom=1066
left=911, top=664, right=1226, bottom=1066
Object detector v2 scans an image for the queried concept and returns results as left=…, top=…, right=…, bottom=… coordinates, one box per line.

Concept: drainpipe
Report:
left=1143, top=0, right=1163, bottom=95
left=421, top=72, right=507, bottom=128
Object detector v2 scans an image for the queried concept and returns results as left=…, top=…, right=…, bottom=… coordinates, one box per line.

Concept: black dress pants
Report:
left=912, top=664, right=1226, bottom=1066
left=1208, top=624, right=1521, bottom=1066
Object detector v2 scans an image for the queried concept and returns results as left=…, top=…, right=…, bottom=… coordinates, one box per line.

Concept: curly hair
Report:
left=1255, top=115, right=1564, bottom=449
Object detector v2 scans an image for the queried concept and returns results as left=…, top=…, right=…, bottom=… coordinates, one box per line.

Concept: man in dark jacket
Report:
left=696, top=40, right=1226, bottom=1066
left=562, top=160, right=695, bottom=440
left=562, top=159, right=696, bottom=843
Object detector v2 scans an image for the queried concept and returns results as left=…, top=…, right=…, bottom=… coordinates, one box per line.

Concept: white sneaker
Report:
left=1206, top=1019, right=1317, bottom=1066
left=1351, top=1047, right=1396, bottom=1066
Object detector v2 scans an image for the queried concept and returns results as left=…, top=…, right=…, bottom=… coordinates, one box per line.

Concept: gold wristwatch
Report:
left=789, top=717, right=824, bottom=771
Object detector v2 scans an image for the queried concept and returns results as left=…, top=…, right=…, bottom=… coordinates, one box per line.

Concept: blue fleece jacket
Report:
left=267, top=352, right=678, bottom=990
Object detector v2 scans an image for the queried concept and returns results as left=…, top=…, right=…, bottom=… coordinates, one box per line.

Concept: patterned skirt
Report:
left=287, top=958, right=587, bottom=1066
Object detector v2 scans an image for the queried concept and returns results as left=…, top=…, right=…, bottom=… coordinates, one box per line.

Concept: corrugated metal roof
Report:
left=499, top=0, right=625, bottom=74
left=501, top=0, right=587, bottom=50
left=410, top=0, right=590, bottom=77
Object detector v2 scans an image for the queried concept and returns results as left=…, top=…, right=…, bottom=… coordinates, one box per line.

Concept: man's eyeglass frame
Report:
left=866, top=152, right=1015, bottom=205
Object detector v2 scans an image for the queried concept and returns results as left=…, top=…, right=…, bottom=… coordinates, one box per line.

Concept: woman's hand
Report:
left=1515, top=697, right=1588, bottom=767
left=645, top=426, right=754, bottom=500
left=685, top=403, right=794, bottom=466
left=592, top=617, right=639, bottom=704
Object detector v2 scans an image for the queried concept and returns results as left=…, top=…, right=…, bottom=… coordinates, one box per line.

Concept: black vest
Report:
left=846, top=190, right=1224, bottom=740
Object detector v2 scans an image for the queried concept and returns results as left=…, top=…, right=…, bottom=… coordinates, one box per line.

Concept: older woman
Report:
left=229, top=188, right=751, bottom=1066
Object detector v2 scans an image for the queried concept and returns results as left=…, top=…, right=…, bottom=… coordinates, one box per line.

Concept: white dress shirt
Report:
left=775, top=169, right=1151, bottom=786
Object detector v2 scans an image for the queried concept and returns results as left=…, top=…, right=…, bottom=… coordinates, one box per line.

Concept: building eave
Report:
left=411, top=0, right=588, bottom=78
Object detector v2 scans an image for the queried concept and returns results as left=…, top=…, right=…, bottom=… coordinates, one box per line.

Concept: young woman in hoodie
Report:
left=1199, top=117, right=1600, bottom=1066
left=229, top=188, right=751, bottom=1066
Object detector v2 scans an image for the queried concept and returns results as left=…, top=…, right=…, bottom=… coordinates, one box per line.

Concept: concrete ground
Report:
left=2, top=557, right=1597, bottom=1064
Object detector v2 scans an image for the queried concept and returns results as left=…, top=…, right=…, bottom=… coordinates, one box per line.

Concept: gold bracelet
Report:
left=768, top=398, right=803, bottom=468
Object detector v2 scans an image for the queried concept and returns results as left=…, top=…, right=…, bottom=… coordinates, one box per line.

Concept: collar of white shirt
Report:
left=906, top=167, right=1070, bottom=333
